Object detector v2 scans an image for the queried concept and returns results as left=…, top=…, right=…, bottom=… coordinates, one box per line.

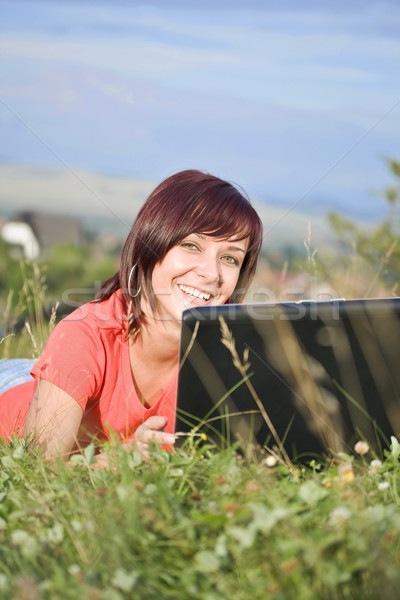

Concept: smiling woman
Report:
left=0, top=170, right=263, bottom=465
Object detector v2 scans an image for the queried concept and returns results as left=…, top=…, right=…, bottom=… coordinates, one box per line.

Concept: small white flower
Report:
left=378, top=481, right=390, bottom=491
left=11, top=529, right=31, bottom=546
left=68, top=564, right=81, bottom=576
left=41, top=523, right=64, bottom=545
left=264, top=455, right=278, bottom=468
left=354, top=440, right=369, bottom=455
left=12, top=445, right=24, bottom=460
left=10, top=530, right=38, bottom=558
left=70, top=519, right=82, bottom=532
left=329, top=506, right=352, bottom=526
left=369, top=459, right=383, bottom=473
left=111, top=568, right=139, bottom=593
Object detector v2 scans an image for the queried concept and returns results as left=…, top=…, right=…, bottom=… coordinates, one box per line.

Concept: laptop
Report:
left=175, top=298, right=400, bottom=460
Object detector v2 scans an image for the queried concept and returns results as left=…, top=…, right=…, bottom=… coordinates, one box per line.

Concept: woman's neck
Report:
left=128, top=321, right=180, bottom=408
left=131, top=318, right=181, bottom=368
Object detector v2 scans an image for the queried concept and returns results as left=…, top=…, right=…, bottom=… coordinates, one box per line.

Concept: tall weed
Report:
left=1, top=261, right=58, bottom=359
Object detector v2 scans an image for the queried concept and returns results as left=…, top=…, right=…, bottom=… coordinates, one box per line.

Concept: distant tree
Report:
left=43, top=243, right=117, bottom=310
left=0, top=240, right=118, bottom=330
left=327, top=159, right=400, bottom=291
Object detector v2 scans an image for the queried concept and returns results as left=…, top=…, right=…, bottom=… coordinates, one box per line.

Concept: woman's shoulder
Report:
left=34, top=293, right=123, bottom=380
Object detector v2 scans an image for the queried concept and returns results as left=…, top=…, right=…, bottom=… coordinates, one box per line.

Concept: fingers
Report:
left=135, top=416, right=175, bottom=444
left=133, top=416, right=175, bottom=462
left=136, top=427, right=175, bottom=446
left=143, top=415, right=169, bottom=432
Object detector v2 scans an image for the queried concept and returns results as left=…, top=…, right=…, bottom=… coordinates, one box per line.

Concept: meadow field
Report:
left=0, top=433, right=399, bottom=600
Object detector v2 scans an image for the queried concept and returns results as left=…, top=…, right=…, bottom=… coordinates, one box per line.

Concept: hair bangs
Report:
left=174, top=189, right=257, bottom=245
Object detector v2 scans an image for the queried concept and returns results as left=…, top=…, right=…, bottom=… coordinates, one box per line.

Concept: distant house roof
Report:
left=15, top=211, right=84, bottom=251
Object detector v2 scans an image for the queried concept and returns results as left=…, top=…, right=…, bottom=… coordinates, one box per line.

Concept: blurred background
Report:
left=1, top=0, right=399, bottom=351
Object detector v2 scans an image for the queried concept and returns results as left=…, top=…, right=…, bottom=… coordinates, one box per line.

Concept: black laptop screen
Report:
left=176, top=298, right=400, bottom=460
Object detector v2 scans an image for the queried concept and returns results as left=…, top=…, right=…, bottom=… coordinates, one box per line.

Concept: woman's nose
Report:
left=196, top=255, right=220, bottom=283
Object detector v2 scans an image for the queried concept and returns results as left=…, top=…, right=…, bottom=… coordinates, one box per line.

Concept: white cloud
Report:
left=0, top=35, right=236, bottom=72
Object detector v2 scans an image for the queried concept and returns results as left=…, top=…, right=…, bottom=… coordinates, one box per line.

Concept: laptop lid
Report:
left=175, top=298, right=400, bottom=460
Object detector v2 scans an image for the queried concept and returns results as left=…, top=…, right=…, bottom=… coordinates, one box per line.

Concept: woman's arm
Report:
left=24, top=379, right=84, bottom=461
left=25, top=381, right=174, bottom=466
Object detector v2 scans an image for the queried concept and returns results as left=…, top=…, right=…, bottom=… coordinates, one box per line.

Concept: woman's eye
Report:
left=223, top=255, right=239, bottom=265
left=181, top=242, right=198, bottom=250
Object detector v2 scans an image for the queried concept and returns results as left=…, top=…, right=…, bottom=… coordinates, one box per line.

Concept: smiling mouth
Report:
left=178, top=284, right=212, bottom=301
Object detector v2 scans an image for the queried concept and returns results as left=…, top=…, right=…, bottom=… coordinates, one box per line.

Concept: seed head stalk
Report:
left=219, top=316, right=293, bottom=468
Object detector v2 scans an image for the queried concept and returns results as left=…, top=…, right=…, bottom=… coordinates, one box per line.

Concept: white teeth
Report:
left=178, top=284, right=211, bottom=301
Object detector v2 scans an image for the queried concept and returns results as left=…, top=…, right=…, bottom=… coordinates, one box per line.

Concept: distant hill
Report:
left=0, top=163, right=372, bottom=252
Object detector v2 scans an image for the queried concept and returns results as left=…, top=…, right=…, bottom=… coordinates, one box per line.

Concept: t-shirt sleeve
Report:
left=31, top=308, right=106, bottom=410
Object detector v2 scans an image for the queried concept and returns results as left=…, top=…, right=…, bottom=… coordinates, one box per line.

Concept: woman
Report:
left=0, top=170, right=263, bottom=463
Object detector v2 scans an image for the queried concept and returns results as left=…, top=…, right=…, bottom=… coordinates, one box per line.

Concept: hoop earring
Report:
left=128, top=264, right=141, bottom=298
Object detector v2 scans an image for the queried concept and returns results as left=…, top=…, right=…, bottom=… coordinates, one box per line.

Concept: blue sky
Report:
left=0, top=0, right=399, bottom=222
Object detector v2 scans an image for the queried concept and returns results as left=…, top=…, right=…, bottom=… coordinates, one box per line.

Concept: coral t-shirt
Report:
left=0, top=291, right=178, bottom=445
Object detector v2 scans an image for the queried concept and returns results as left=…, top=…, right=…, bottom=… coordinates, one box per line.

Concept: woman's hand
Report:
left=127, top=415, right=175, bottom=462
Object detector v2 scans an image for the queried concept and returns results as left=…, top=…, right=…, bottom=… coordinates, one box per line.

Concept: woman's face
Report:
left=147, top=233, right=248, bottom=325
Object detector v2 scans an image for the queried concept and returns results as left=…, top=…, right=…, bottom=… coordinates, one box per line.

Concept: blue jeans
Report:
left=0, top=359, right=36, bottom=395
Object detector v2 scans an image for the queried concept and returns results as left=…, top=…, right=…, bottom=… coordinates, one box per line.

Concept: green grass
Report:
left=0, top=437, right=400, bottom=600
